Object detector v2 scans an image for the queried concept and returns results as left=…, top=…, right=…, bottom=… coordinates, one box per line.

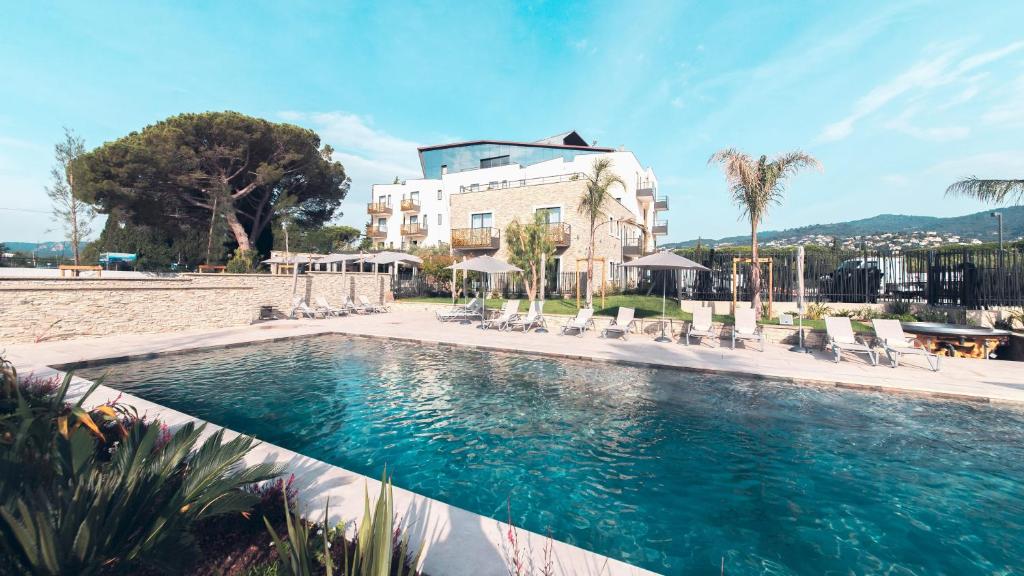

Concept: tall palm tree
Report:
left=709, top=149, right=821, bottom=316
left=579, top=158, right=625, bottom=308
left=946, top=177, right=1024, bottom=204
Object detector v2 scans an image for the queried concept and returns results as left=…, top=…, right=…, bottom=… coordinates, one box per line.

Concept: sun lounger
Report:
left=872, top=319, right=940, bottom=371
left=684, top=307, right=715, bottom=346
left=506, top=301, right=545, bottom=332
left=483, top=300, right=520, bottom=330
left=435, top=298, right=482, bottom=322
left=824, top=316, right=877, bottom=365
left=345, top=297, right=369, bottom=315
left=292, top=297, right=324, bottom=319
left=560, top=308, right=595, bottom=337
left=358, top=295, right=388, bottom=313
left=601, top=307, right=636, bottom=339
left=731, top=308, right=763, bottom=351
left=315, top=296, right=348, bottom=317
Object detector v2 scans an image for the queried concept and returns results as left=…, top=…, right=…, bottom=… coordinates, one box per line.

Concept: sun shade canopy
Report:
left=621, top=251, right=709, bottom=271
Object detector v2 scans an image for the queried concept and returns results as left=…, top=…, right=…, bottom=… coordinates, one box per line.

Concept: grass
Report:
left=399, top=295, right=871, bottom=332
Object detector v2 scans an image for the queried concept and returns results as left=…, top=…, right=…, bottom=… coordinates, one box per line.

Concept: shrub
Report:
left=887, top=300, right=913, bottom=317
left=0, top=372, right=281, bottom=574
left=226, top=249, right=260, bottom=273
left=804, top=302, right=833, bottom=320
left=914, top=307, right=949, bottom=323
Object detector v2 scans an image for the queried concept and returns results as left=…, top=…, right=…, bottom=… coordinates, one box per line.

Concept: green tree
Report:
left=83, top=216, right=210, bottom=270
left=578, top=158, right=625, bottom=309
left=504, top=212, right=555, bottom=302
left=74, top=111, right=350, bottom=255
left=272, top=223, right=361, bottom=254
left=46, top=128, right=94, bottom=265
left=946, top=177, right=1024, bottom=204
left=709, top=148, right=820, bottom=315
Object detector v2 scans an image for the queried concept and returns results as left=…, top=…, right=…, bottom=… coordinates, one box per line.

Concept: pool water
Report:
left=80, top=336, right=1024, bottom=575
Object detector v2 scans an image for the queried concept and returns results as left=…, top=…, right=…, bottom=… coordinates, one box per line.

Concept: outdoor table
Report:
left=899, top=322, right=1012, bottom=359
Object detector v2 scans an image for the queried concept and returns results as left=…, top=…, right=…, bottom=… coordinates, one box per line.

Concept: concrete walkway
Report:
left=8, top=308, right=1024, bottom=406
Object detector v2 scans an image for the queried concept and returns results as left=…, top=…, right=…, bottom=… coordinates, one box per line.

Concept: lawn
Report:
left=398, top=295, right=870, bottom=331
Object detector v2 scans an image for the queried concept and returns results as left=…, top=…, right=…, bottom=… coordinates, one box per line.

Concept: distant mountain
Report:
left=665, top=206, right=1024, bottom=248
left=2, top=241, right=88, bottom=256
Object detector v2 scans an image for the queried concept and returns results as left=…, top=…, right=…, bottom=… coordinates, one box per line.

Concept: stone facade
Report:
left=0, top=272, right=387, bottom=343
left=449, top=179, right=642, bottom=281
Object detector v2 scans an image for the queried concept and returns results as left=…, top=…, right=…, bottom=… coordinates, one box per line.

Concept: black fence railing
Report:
left=395, top=247, right=1024, bottom=309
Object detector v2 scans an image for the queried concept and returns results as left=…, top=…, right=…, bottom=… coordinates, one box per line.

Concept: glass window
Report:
left=536, top=207, right=561, bottom=223
left=410, top=191, right=419, bottom=202
left=437, top=213, right=442, bottom=225
left=377, top=195, right=386, bottom=204
left=377, top=218, right=387, bottom=231
left=471, top=212, right=493, bottom=229
left=480, top=155, right=510, bottom=169
left=409, top=215, right=419, bottom=225
left=437, top=189, right=442, bottom=200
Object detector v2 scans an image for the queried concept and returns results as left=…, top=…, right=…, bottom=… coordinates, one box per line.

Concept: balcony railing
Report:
left=654, top=196, right=669, bottom=211
left=401, top=222, right=428, bottom=236
left=636, top=187, right=655, bottom=204
left=451, top=227, right=500, bottom=249
left=542, top=222, right=571, bottom=247
left=623, top=238, right=644, bottom=256
left=400, top=198, right=420, bottom=212
left=367, top=202, right=392, bottom=216
left=365, top=224, right=388, bottom=238
left=457, top=172, right=586, bottom=194
left=652, top=220, right=668, bottom=235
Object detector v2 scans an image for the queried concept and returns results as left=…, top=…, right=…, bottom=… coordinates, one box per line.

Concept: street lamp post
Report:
left=991, top=211, right=1003, bottom=251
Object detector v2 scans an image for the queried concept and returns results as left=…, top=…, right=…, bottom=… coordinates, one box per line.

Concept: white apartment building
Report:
left=366, top=131, right=668, bottom=278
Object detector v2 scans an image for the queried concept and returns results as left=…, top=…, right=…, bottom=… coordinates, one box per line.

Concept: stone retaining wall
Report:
left=0, top=272, right=387, bottom=343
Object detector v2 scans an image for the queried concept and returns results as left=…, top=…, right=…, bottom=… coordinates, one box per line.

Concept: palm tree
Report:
left=946, top=177, right=1024, bottom=204
left=708, top=149, right=821, bottom=316
left=579, top=158, right=625, bottom=308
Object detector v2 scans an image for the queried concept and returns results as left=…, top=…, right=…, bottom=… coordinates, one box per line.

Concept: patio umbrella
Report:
left=790, top=245, right=810, bottom=353
left=448, top=255, right=523, bottom=328
left=623, top=251, right=709, bottom=343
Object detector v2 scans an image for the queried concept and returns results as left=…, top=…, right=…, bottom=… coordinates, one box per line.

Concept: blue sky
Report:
left=1, top=0, right=1022, bottom=244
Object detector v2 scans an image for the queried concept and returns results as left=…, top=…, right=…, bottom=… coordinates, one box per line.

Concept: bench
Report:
left=197, top=265, right=227, bottom=273
left=59, top=265, right=102, bottom=278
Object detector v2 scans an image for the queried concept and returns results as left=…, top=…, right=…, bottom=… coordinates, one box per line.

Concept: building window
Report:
left=437, top=213, right=442, bottom=226
left=410, top=191, right=419, bottom=203
left=471, top=212, right=493, bottom=229
left=377, top=195, right=386, bottom=205
left=480, top=155, right=510, bottom=169
left=536, top=207, right=561, bottom=223
left=437, top=189, right=442, bottom=200
left=376, top=217, right=387, bottom=231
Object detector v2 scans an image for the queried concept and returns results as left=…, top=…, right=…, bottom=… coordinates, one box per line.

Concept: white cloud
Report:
left=277, top=111, right=424, bottom=226
left=670, top=96, right=685, bottom=109
left=818, top=40, right=1024, bottom=142
left=885, top=106, right=970, bottom=142
left=924, top=149, right=1024, bottom=180
left=570, top=38, right=597, bottom=55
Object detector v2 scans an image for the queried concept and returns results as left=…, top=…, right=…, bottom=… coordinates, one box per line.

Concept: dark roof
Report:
left=418, top=132, right=613, bottom=154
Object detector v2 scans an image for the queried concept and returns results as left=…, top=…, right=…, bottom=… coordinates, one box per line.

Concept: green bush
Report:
left=0, top=369, right=281, bottom=574
left=226, top=249, right=260, bottom=273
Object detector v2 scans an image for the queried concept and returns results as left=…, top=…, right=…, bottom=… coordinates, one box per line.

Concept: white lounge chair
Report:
left=345, top=296, right=369, bottom=315
left=684, top=307, right=715, bottom=346
left=731, top=308, right=763, bottom=351
left=824, top=316, right=877, bottom=365
left=359, top=295, right=388, bottom=313
left=560, top=308, right=595, bottom=337
left=483, top=300, right=520, bottom=330
left=435, top=298, right=482, bottom=322
left=601, top=307, right=636, bottom=339
left=292, top=297, right=324, bottom=319
left=507, top=301, right=546, bottom=333
left=872, top=319, right=940, bottom=371
left=315, top=296, right=348, bottom=317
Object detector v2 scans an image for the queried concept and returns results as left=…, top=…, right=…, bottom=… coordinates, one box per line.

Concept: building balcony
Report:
left=451, top=227, right=500, bottom=250
left=365, top=224, right=388, bottom=239
left=367, top=202, right=392, bottom=216
left=400, top=198, right=420, bottom=213
left=654, top=196, right=669, bottom=211
left=636, top=186, right=654, bottom=206
left=652, top=220, right=668, bottom=236
left=623, top=238, right=645, bottom=257
left=542, top=222, right=571, bottom=247
left=401, top=222, right=428, bottom=237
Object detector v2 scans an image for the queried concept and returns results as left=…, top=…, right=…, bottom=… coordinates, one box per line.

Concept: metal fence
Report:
left=396, top=247, right=1024, bottom=309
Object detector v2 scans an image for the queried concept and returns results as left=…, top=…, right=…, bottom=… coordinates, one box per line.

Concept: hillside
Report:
left=2, top=241, right=88, bottom=256
left=666, top=206, right=1024, bottom=248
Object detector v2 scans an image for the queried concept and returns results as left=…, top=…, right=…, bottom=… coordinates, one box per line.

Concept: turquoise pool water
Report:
left=80, top=336, right=1024, bottom=575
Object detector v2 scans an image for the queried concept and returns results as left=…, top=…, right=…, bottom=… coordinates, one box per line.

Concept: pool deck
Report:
left=8, top=307, right=1024, bottom=406
left=4, top=307, right=1024, bottom=576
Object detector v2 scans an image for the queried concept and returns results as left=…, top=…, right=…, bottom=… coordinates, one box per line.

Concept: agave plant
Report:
left=0, top=373, right=281, bottom=574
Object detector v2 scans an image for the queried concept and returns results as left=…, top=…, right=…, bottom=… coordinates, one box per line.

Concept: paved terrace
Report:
left=7, top=305, right=1024, bottom=406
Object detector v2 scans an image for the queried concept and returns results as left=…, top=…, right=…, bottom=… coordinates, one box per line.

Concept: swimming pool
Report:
left=79, top=335, right=1024, bottom=575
